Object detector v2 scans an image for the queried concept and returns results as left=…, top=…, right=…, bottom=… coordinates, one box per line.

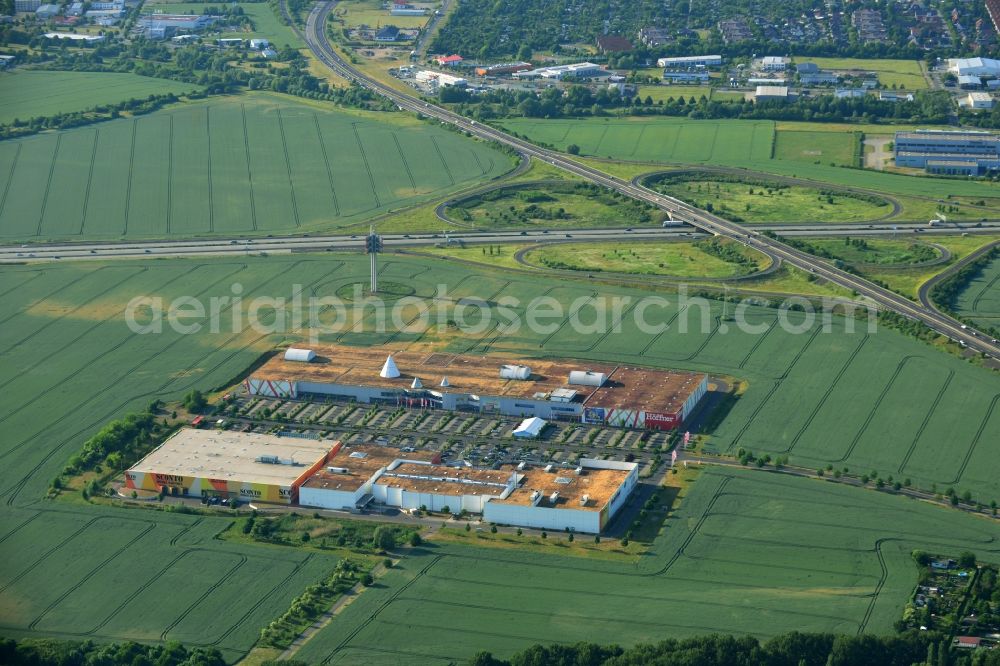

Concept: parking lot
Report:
left=221, top=394, right=679, bottom=477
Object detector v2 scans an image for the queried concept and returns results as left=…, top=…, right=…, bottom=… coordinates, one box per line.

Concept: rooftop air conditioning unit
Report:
left=499, top=364, right=531, bottom=380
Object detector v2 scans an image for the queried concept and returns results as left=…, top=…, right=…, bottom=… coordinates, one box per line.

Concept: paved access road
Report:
left=296, top=0, right=1000, bottom=359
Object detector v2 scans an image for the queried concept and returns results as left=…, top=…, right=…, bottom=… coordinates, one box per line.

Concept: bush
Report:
left=372, top=526, right=396, bottom=552
left=409, top=532, right=422, bottom=547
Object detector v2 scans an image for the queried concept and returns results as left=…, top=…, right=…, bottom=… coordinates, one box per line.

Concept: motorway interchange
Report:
left=292, top=0, right=1000, bottom=360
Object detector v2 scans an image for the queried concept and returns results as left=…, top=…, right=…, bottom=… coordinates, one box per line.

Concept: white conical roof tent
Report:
left=440, top=376, right=450, bottom=387
left=380, top=354, right=400, bottom=379
left=410, top=376, right=422, bottom=389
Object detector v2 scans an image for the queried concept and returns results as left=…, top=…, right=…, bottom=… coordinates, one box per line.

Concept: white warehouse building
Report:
left=297, top=442, right=638, bottom=533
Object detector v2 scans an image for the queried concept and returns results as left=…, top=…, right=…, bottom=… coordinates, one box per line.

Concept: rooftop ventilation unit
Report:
left=580, top=493, right=590, bottom=506
left=284, top=347, right=316, bottom=363
left=411, top=376, right=422, bottom=389
left=380, top=355, right=400, bottom=379
left=499, top=364, right=531, bottom=380
left=549, top=491, right=559, bottom=503
left=348, top=451, right=368, bottom=459
left=516, top=461, right=526, bottom=471
left=327, top=466, right=350, bottom=474
left=554, top=476, right=571, bottom=484
left=530, top=490, right=542, bottom=505
left=568, top=370, right=607, bottom=387
left=544, top=464, right=553, bottom=473
left=575, top=466, right=584, bottom=475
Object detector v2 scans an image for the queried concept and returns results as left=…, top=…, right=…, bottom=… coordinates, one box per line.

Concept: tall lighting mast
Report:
left=365, top=224, right=382, bottom=294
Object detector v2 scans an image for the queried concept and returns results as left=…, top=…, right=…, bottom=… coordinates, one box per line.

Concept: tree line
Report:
left=469, top=630, right=1000, bottom=666
left=446, top=84, right=952, bottom=127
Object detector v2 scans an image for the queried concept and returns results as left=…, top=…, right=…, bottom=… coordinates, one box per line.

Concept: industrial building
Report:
left=895, top=129, right=1000, bottom=174
left=126, top=429, right=336, bottom=503
left=415, top=70, right=467, bottom=87
left=299, top=442, right=638, bottom=533
left=753, top=85, right=790, bottom=102
left=513, top=62, right=605, bottom=80
left=245, top=345, right=707, bottom=431
left=656, top=55, right=722, bottom=68
left=138, top=13, right=215, bottom=38
left=474, top=62, right=532, bottom=77
left=948, top=57, right=1000, bottom=78
left=960, top=92, right=995, bottom=110
left=760, top=56, right=790, bottom=71
left=663, top=70, right=710, bottom=83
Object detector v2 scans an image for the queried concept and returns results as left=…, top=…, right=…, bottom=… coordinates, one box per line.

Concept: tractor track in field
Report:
left=0, top=269, right=43, bottom=301
left=430, top=136, right=455, bottom=186
left=276, top=108, right=301, bottom=228
left=0, top=265, right=148, bottom=357
left=0, top=516, right=102, bottom=594
left=896, top=369, right=954, bottom=474
left=351, top=122, right=380, bottom=208
left=536, top=289, right=598, bottom=348
left=2, top=259, right=336, bottom=506
left=207, top=552, right=317, bottom=648
left=166, top=116, right=174, bottom=234
left=319, top=555, right=445, bottom=664
left=169, top=517, right=204, bottom=547
left=206, top=106, right=215, bottom=232
left=834, top=355, right=917, bottom=463
left=725, top=326, right=822, bottom=452
left=240, top=104, right=258, bottom=232
left=35, top=134, right=61, bottom=237
left=736, top=316, right=778, bottom=368
left=392, top=133, right=417, bottom=192
left=122, top=119, right=137, bottom=235
left=159, top=553, right=249, bottom=641
left=971, top=269, right=1000, bottom=314
left=28, top=521, right=157, bottom=630
left=0, top=263, right=234, bottom=432
left=777, top=334, right=870, bottom=455
left=313, top=114, right=341, bottom=217
left=0, top=510, right=40, bottom=545
left=858, top=539, right=890, bottom=634
left=942, top=392, right=1000, bottom=486
left=0, top=143, right=22, bottom=221
left=77, top=129, right=99, bottom=236
left=410, top=573, right=858, bottom=625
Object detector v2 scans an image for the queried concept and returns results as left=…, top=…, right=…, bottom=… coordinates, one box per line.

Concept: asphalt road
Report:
left=3, top=222, right=996, bottom=263
left=295, top=0, right=1000, bottom=359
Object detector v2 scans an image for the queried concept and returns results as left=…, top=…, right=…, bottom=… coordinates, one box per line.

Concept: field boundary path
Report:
left=278, top=558, right=395, bottom=660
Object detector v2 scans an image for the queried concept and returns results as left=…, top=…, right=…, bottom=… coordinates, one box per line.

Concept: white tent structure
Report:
left=440, top=376, right=450, bottom=387
left=512, top=417, right=547, bottom=439
left=284, top=348, right=316, bottom=363
left=380, top=355, right=400, bottom=379
left=410, top=377, right=422, bottom=389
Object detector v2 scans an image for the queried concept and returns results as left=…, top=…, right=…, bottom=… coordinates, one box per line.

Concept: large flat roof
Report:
left=493, top=464, right=632, bottom=511
left=252, top=344, right=705, bottom=414
left=299, top=443, right=437, bottom=493
left=375, top=461, right=512, bottom=495
left=129, top=429, right=334, bottom=486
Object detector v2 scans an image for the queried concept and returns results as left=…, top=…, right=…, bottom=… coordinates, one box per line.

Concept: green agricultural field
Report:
left=0, top=71, right=200, bottom=125
left=500, top=116, right=1000, bottom=203
left=294, top=467, right=1000, bottom=665
left=650, top=176, right=892, bottom=224
left=773, top=129, right=860, bottom=167
left=1, top=252, right=998, bottom=657
left=0, top=93, right=514, bottom=241
left=797, top=57, right=928, bottom=90
left=444, top=182, right=662, bottom=230
left=952, top=254, right=1000, bottom=332
left=637, top=85, right=713, bottom=103
left=504, top=117, right=775, bottom=165
left=523, top=240, right=768, bottom=278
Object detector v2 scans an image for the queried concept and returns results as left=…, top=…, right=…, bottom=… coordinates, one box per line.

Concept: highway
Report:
left=3, top=222, right=996, bottom=263
left=292, top=0, right=1000, bottom=358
